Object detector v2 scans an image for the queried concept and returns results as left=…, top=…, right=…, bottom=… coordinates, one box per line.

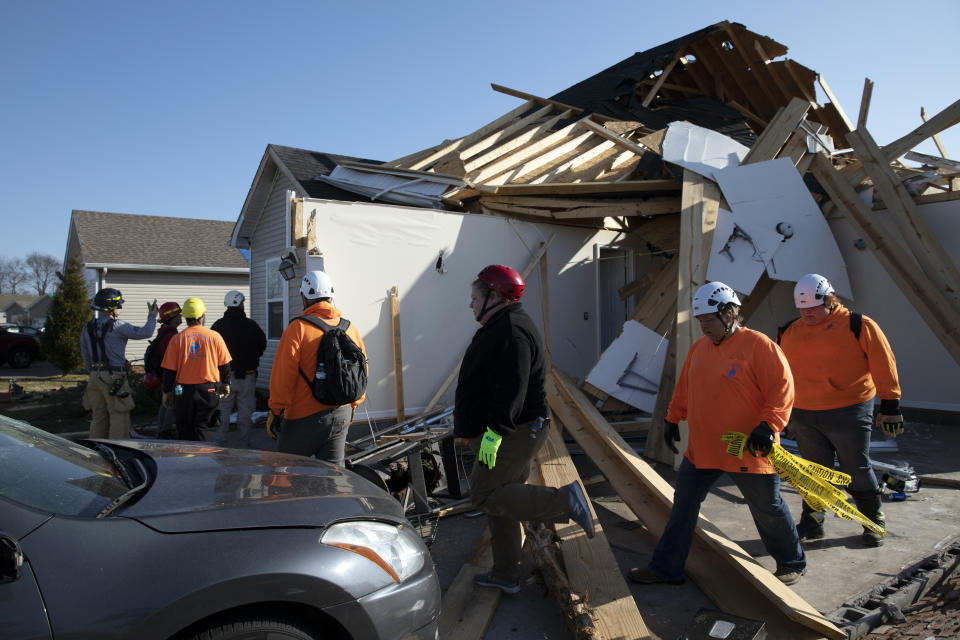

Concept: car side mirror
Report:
left=0, top=532, right=24, bottom=583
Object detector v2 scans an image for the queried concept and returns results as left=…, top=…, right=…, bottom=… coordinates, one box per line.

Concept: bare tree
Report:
left=0, top=257, right=29, bottom=294
left=25, top=252, right=61, bottom=295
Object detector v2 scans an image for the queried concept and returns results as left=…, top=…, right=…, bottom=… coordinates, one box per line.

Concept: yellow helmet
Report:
left=181, top=297, right=207, bottom=319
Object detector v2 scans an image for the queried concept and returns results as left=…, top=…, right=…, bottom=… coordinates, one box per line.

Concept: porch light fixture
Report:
left=278, top=250, right=299, bottom=281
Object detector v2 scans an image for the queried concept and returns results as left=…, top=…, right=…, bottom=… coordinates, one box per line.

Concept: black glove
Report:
left=746, top=422, right=775, bottom=457
left=664, top=421, right=681, bottom=454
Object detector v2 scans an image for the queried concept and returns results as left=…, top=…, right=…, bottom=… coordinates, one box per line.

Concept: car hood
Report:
left=112, top=440, right=403, bottom=533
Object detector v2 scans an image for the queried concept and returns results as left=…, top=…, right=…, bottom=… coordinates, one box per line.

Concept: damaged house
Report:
left=229, top=20, right=960, bottom=639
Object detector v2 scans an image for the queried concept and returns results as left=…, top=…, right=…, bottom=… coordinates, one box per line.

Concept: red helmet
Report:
left=158, top=302, right=182, bottom=322
left=478, top=265, right=525, bottom=302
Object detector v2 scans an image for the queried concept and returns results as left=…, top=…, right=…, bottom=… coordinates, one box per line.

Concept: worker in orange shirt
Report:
left=778, top=274, right=902, bottom=547
left=267, top=271, right=367, bottom=467
left=628, top=282, right=806, bottom=587
left=160, top=297, right=232, bottom=441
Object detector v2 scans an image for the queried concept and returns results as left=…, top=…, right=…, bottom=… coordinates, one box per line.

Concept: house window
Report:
left=265, top=257, right=285, bottom=339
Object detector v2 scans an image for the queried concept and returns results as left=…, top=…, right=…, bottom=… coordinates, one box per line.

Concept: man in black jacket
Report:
left=210, top=291, right=267, bottom=445
left=455, top=265, right=595, bottom=596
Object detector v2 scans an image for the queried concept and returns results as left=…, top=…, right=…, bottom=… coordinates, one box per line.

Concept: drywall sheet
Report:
left=661, top=121, right=751, bottom=180
left=713, top=157, right=852, bottom=298
left=584, top=320, right=669, bottom=412
left=706, top=207, right=781, bottom=295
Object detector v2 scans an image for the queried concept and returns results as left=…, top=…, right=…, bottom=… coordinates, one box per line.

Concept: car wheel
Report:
left=8, top=348, right=33, bottom=368
left=186, top=615, right=321, bottom=640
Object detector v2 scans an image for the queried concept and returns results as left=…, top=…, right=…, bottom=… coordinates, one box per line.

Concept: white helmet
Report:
left=692, top=282, right=741, bottom=317
left=300, top=270, right=334, bottom=300
left=224, top=290, right=245, bottom=308
left=794, top=274, right=834, bottom=309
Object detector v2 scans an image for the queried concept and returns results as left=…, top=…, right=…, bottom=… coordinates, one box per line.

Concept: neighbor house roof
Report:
left=231, top=144, right=383, bottom=248
left=71, top=210, right=248, bottom=271
left=0, top=294, right=39, bottom=312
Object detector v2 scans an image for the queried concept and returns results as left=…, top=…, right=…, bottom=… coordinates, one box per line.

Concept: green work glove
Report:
left=266, top=411, right=282, bottom=440
left=478, top=427, right=503, bottom=470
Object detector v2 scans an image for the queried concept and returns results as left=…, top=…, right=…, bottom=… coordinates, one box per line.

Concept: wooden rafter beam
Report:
left=641, top=56, right=680, bottom=108
left=810, top=155, right=960, bottom=365
left=488, top=179, right=680, bottom=197
left=921, top=107, right=951, bottom=159
left=857, top=78, right=874, bottom=131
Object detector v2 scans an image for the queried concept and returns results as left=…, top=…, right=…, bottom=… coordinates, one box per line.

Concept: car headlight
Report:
left=320, top=521, right=425, bottom=583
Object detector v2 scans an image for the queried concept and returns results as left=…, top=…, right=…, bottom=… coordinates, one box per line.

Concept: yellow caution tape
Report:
left=721, top=431, right=884, bottom=537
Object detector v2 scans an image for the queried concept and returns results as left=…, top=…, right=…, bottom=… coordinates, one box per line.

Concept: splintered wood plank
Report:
left=531, top=419, right=652, bottom=639
left=742, top=97, right=812, bottom=164
left=841, top=98, right=960, bottom=188
left=547, top=369, right=846, bottom=640
left=491, top=83, right=590, bottom=117
left=847, top=128, right=960, bottom=315
left=921, top=107, right=952, bottom=159
left=778, top=130, right=810, bottom=166
left=810, top=155, right=960, bottom=365
left=816, top=75, right=855, bottom=133
left=438, top=529, right=500, bottom=640
left=857, top=78, right=874, bottom=130
left=722, top=22, right=789, bottom=104
left=552, top=198, right=681, bottom=219
left=580, top=118, right=656, bottom=157
left=532, top=139, right=619, bottom=184
left=753, top=39, right=795, bottom=103
left=471, top=120, right=583, bottom=185
left=502, top=130, right=597, bottom=184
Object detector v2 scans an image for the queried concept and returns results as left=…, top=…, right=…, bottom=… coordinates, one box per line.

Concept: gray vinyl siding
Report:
left=249, top=171, right=299, bottom=388
left=103, top=270, right=250, bottom=365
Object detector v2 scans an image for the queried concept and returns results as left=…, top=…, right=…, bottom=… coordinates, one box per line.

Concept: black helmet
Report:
left=92, top=288, right=124, bottom=311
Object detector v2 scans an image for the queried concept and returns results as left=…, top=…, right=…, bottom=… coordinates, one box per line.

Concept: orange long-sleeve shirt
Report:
left=778, top=304, right=900, bottom=411
left=268, top=302, right=368, bottom=420
left=667, top=328, right=794, bottom=474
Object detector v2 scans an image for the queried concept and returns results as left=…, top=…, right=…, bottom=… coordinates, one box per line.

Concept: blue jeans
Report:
left=650, top=457, right=805, bottom=581
left=790, top=401, right=878, bottom=495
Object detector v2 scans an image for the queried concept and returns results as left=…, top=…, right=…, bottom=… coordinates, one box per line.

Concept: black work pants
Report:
left=174, top=383, right=219, bottom=441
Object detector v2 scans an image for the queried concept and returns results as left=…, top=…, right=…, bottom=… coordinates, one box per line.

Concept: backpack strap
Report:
left=776, top=317, right=799, bottom=345
left=849, top=311, right=863, bottom=340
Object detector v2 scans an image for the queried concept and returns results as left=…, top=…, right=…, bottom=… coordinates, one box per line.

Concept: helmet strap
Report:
left=477, top=289, right=506, bottom=323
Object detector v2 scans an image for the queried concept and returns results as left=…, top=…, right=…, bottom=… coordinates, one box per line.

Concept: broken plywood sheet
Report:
left=584, top=320, right=668, bottom=412
left=661, top=121, right=751, bottom=180
left=706, top=207, right=782, bottom=295
left=713, top=157, right=852, bottom=298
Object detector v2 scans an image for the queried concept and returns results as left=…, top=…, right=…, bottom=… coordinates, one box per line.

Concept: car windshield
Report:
left=0, top=415, right=129, bottom=517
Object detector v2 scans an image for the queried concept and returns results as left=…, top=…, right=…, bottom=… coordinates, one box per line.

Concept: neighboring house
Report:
left=230, top=145, right=644, bottom=419
left=65, top=210, right=250, bottom=365
left=0, top=294, right=40, bottom=325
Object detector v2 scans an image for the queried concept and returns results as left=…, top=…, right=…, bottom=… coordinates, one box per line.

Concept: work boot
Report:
left=567, top=481, right=595, bottom=538
left=474, top=572, right=520, bottom=595
left=852, top=489, right=886, bottom=547
left=774, top=566, right=807, bottom=586
left=796, top=509, right=825, bottom=541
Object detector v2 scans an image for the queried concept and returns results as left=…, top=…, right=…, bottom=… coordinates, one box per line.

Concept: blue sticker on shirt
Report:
left=724, top=363, right=743, bottom=380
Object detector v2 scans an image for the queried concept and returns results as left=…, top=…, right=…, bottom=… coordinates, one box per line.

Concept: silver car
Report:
left=0, top=415, right=440, bottom=639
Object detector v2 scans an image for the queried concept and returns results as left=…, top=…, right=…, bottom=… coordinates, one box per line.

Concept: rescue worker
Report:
left=159, top=297, right=232, bottom=441
left=628, top=282, right=806, bottom=586
left=80, top=288, right=158, bottom=439
left=211, top=290, right=266, bottom=445
left=456, top=264, right=595, bottom=596
left=267, top=270, right=367, bottom=466
left=150, top=302, right=183, bottom=439
left=778, top=274, right=902, bottom=547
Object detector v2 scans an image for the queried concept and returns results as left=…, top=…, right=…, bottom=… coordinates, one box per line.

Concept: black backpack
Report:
left=777, top=312, right=863, bottom=345
left=143, top=336, right=163, bottom=376
left=295, top=316, right=367, bottom=406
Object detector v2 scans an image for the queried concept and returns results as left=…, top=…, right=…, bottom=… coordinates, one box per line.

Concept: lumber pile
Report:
left=408, top=19, right=959, bottom=640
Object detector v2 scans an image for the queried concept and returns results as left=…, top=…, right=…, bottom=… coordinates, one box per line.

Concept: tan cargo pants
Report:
left=468, top=417, right=571, bottom=581
left=83, top=371, right=135, bottom=439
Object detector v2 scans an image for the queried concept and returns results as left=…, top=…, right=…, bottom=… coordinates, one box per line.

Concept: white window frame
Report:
left=265, top=257, right=287, bottom=341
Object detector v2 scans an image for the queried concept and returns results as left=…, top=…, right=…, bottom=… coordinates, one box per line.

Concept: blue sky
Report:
left=2, top=1, right=957, bottom=261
